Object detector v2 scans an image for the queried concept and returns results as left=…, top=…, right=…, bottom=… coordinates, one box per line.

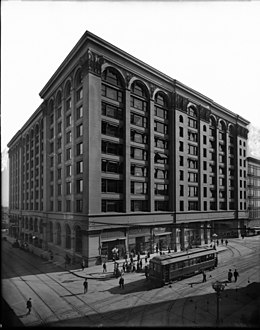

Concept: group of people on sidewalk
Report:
left=228, top=269, right=239, bottom=282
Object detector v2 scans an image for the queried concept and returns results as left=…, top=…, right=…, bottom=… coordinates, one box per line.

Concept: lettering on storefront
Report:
left=129, top=228, right=150, bottom=236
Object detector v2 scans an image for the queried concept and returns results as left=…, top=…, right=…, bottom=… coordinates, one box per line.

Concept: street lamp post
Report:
left=212, top=281, right=225, bottom=326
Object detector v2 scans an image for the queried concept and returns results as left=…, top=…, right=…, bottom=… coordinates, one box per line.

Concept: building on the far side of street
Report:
left=7, top=31, right=250, bottom=266
left=246, top=157, right=260, bottom=235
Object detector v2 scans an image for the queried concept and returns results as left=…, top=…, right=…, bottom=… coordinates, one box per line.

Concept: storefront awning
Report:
left=154, top=231, right=172, bottom=236
left=101, top=237, right=126, bottom=242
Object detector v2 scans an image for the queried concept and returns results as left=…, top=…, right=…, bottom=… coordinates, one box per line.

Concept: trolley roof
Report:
left=150, top=247, right=217, bottom=266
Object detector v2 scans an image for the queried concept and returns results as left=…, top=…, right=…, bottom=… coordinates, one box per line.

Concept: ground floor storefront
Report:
left=9, top=212, right=246, bottom=267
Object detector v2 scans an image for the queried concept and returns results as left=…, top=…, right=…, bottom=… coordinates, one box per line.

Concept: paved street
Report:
left=2, top=235, right=260, bottom=327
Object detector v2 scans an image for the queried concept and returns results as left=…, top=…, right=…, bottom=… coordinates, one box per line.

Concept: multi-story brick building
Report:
left=8, top=31, right=249, bottom=266
left=246, top=157, right=260, bottom=234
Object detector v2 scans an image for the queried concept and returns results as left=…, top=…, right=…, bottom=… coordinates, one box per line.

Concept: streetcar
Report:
left=149, top=247, right=218, bottom=286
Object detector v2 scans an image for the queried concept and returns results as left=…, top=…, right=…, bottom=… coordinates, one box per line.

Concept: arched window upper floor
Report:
left=102, top=67, right=124, bottom=88
left=154, top=91, right=169, bottom=120
left=187, top=104, right=198, bottom=118
left=101, top=67, right=124, bottom=103
left=130, top=80, right=149, bottom=113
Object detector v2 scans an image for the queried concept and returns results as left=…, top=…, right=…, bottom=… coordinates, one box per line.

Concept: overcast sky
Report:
left=2, top=0, right=260, bottom=152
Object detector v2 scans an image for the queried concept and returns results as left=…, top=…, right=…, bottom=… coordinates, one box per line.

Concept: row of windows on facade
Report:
left=101, top=200, right=247, bottom=212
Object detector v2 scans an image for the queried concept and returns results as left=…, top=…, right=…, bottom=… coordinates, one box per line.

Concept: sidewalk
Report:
left=4, top=235, right=227, bottom=281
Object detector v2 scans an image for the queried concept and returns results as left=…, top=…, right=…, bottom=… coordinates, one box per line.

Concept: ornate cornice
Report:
left=199, top=105, right=211, bottom=123
left=237, top=124, right=248, bottom=139
left=80, top=49, right=104, bottom=77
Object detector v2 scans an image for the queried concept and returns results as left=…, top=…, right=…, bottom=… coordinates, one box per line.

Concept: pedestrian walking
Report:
left=81, top=258, right=85, bottom=271
left=217, top=240, right=219, bottom=246
left=168, top=246, right=171, bottom=253
left=83, top=278, right=88, bottom=294
left=234, top=269, right=239, bottom=282
left=137, top=252, right=140, bottom=262
left=228, top=269, right=233, bottom=282
left=221, top=238, right=224, bottom=245
left=140, top=259, right=142, bottom=269
left=145, top=265, right=149, bottom=280
left=202, top=271, right=207, bottom=282
left=119, top=276, right=124, bottom=289
left=132, top=263, right=136, bottom=272
left=103, top=262, right=107, bottom=273
left=225, top=239, right=228, bottom=246
left=26, top=298, right=32, bottom=315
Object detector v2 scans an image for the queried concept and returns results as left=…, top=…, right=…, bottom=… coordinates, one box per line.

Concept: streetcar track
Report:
left=3, top=245, right=119, bottom=325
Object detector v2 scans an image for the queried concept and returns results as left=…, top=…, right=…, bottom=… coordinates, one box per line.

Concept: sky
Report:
left=2, top=0, right=260, bottom=154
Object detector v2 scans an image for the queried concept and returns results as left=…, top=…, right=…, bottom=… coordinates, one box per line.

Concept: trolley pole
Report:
left=212, top=281, right=225, bottom=326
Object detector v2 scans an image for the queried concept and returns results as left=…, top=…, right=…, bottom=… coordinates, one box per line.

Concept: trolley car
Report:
left=149, top=247, right=218, bottom=286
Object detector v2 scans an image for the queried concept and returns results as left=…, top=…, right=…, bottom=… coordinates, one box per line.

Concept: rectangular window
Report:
left=76, top=124, right=83, bottom=138
left=76, top=105, right=83, bottom=120
left=66, top=148, right=71, bottom=160
left=188, top=158, right=198, bottom=169
left=131, top=165, right=148, bottom=177
left=179, top=141, right=184, bottom=152
left=131, top=130, right=148, bottom=144
left=102, top=160, right=122, bottom=174
left=188, top=186, right=198, bottom=197
left=57, top=183, right=62, bottom=196
left=66, top=165, right=71, bottom=177
left=102, top=200, right=123, bottom=213
left=66, top=131, right=72, bottom=144
left=180, top=170, right=184, bottom=181
left=180, top=185, right=184, bottom=196
left=57, top=168, right=62, bottom=180
left=66, top=114, right=71, bottom=127
left=203, top=136, right=207, bottom=144
left=131, top=147, right=147, bottom=161
left=130, top=96, right=147, bottom=112
left=76, top=87, right=83, bottom=102
left=154, top=106, right=168, bottom=119
left=180, top=201, right=184, bottom=211
left=76, top=199, right=83, bottom=213
left=154, top=121, right=168, bottom=134
left=131, top=113, right=147, bottom=128
left=76, top=160, right=83, bottom=174
left=131, top=200, right=148, bottom=212
left=155, top=201, right=169, bottom=211
left=76, top=179, right=83, bottom=193
left=188, top=172, right=198, bottom=182
left=66, top=181, right=71, bottom=195
left=102, top=179, right=123, bottom=193
left=66, top=98, right=71, bottom=111
left=57, top=122, right=62, bottom=134
left=102, top=140, right=123, bottom=156
left=102, top=121, right=123, bottom=138
left=102, top=84, right=123, bottom=102
left=154, top=184, right=168, bottom=195
left=179, top=127, right=183, bottom=137
left=188, top=144, right=198, bottom=156
left=131, top=182, right=148, bottom=195
left=188, top=131, right=198, bottom=142
left=76, top=142, right=83, bottom=156
left=66, top=200, right=71, bottom=212
left=58, top=200, right=62, bottom=211
left=188, top=118, right=197, bottom=129
left=154, top=138, right=168, bottom=149
left=188, top=201, right=199, bottom=210
left=102, top=102, right=123, bottom=120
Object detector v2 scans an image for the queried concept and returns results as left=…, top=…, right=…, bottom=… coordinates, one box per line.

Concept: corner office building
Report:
left=8, top=31, right=249, bottom=266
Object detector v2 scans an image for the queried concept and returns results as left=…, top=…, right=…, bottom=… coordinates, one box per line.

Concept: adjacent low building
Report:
left=8, top=31, right=249, bottom=266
